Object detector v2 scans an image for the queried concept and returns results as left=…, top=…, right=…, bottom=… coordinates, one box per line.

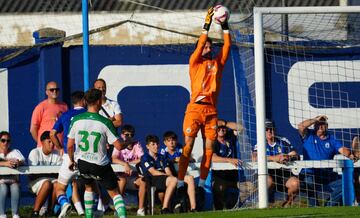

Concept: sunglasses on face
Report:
left=47, top=88, right=60, bottom=92
left=123, top=133, right=134, bottom=137
left=0, top=139, right=10, bottom=143
left=266, top=128, right=274, bottom=132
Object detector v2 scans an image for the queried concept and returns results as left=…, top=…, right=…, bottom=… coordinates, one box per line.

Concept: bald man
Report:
left=30, top=81, right=68, bottom=147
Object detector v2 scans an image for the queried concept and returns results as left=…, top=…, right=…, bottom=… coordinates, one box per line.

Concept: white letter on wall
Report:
left=288, top=60, right=360, bottom=129
left=0, top=68, right=9, bottom=131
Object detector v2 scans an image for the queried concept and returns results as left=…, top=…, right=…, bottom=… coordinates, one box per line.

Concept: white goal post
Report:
left=254, top=6, right=360, bottom=209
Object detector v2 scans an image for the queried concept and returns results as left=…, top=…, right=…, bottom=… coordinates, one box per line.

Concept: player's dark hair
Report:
left=314, top=117, right=328, bottom=131
left=93, top=78, right=107, bottom=87
left=0, top=131, right=10, bottom=139
left=71, top=91, right=85, bottom=105
left=84, top=88, right=102, bottom=106
left=40, top=131, right=50, bottom=141
left=194, top=37, right=213, bottom=50
left=163, top=131, right=178, bottom=141
left=121, top=124, right=135, bottom=135
left=146, top=135, right=159, bottom=144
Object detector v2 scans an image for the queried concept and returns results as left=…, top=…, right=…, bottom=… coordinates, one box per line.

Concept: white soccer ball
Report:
left=213, top=5, right=230, bottom=24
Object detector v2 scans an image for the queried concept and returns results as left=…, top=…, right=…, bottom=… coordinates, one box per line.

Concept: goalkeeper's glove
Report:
left=203, top=7, right=214, bottom=31
left=221, top=20, right=229, bottom=31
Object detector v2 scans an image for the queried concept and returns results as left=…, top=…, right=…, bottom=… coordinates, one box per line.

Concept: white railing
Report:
left=1, top=159, right=357, bottom=175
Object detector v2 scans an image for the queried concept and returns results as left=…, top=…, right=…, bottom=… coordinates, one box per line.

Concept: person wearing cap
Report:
left=252, top=119, right=299, bottom=207
left=298, top=115, right=351, bottom=206
left=351, top=136, right=360, bottom=205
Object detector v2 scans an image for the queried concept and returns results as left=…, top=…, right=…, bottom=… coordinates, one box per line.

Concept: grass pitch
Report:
left=18, top=205, right=360, bottom=217
left=125, top=207, right=360, bottom=218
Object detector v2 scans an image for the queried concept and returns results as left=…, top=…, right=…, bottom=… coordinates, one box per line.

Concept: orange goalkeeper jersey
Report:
left=188, top=32, right=231, bottom=106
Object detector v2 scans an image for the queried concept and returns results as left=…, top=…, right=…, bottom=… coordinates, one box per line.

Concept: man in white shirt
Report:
left=93, top=78, right=122, bottom=128
left=28, top=131, right=62, bottom=217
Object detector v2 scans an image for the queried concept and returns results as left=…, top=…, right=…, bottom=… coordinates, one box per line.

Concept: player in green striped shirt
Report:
left=67, top=88, right=130, bottom=218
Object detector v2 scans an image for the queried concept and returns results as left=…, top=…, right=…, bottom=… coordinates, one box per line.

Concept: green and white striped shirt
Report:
left=68, top=112, right=118, bottom=165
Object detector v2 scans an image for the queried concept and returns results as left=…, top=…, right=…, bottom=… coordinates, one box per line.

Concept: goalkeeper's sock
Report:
left=199, top=149, right=213, bottom=180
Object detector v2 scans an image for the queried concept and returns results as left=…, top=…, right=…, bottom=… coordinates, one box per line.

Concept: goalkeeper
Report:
left=176, top=6, right=231, bottom=210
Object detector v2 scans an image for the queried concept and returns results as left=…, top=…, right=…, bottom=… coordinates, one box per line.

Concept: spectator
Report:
left=28, top=131, right=62, bottom=217
left=351, top=136, right=360, bottom=204
left=160, top=131, right=196, bottom=212
left=0, top=131, right=25, bottom=218
left=30, top=81, right=68, bottom=147
left=94, top=78, right=123, bottom=163
left=213, top=121, right=256, bottom=209
left=252, top=120, right=299, bottom=207
left=139, top=135, right=177, bottom=214
left=67, top=88, right=127, bottom=218
left=298, top=115, right=352, bottom=206
left=177, top=6, right=231, bottom=206
left=111, top=124, right=146, bottom=216
left=93, top=78, right=122, bottom=128
left=50, top=91, right=86, bottom=217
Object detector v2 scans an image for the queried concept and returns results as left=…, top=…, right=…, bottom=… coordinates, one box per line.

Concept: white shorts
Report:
left=30, top=178, right=57, bottom=195
left=58, top=154, right=77, bottom=185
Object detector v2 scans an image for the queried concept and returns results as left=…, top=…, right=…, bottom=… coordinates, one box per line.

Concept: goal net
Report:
left=233, top=6, right=360, bottom=209
left=0, top=1, right=231, bottom=65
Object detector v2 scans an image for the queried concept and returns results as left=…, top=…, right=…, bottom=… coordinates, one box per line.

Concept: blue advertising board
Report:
left=0, top=43, right=237, bottom=158
left=265, top=46, right=360, bottom=152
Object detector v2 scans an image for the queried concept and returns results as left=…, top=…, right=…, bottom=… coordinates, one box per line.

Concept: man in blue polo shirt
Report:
left=298, top=115, right=351, bottom=206
left=253, top=120, right=299, bottom=207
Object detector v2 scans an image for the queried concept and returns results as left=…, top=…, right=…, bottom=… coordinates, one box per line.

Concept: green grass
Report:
left=18, top=205, right=360, bottom=217
left=132, top=207, right=360, bottom=218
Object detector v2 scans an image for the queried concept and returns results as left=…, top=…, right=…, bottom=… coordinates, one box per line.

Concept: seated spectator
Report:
left=139, top=135, right=177, bottom=214
left=351, top=136, right=360, bottom=204
left=212, top=123, right=255, bottom=210
left=252, top=120, right=299, bottom=207
left=160, top=131, right=196, bottom=212
left=28, top=131, right=62, bottom=217
left=298, top=115, right=352, bottom=206
left=112, top=124, right=146, bottom=216
left=0, top=131, right=25, bottom=218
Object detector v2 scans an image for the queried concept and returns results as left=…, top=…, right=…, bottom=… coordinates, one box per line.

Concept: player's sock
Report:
left=74, top=201, right=85, bottom=215
left=57, top=194, right=69, bottom=208
left=199, top=149, right=213, bottom=180
left=84, top=191, right=94, bottom=218
left=177, top=180, right=185, bottom=188
left=178, top=143, right=192, bottom=180
left=198, top=179, right=206, bottom=188
left=113, top=194, right=126, bottom=218
left=93, top=193, right=99, bottom=210
left=97, top=196, right=105, bottom=212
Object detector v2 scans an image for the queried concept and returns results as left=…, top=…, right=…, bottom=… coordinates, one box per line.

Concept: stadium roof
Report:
left=0, top=0, right=340, bottom=13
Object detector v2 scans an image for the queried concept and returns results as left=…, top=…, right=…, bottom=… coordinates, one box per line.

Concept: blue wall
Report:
left=3, top=41, right=360, bottom=158
left=1, top=43, right=237, bottom=156
left=264, top=46, right=360, bottom=152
